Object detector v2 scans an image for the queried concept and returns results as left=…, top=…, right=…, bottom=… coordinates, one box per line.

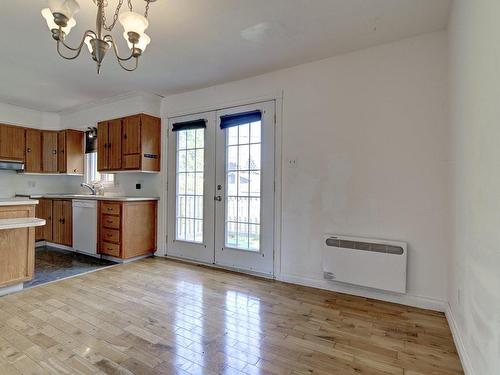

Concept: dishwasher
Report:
left=72, top=200, right=98, bottom=256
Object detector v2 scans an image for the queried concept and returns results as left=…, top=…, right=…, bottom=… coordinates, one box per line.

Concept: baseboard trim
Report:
left=277, top=273, right=447, bottom=312
left=37, top=241, right=74, bottom=251
left=445, top=303, right=474, bottom=375
left=0, top=283, right=23, bottom=297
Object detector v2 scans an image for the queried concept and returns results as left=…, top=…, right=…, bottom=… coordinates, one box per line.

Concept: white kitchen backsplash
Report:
left=0, top=170, right=79, bottom=198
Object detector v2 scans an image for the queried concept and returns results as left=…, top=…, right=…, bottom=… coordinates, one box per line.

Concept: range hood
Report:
left=0, top=160, right=24, bottom=171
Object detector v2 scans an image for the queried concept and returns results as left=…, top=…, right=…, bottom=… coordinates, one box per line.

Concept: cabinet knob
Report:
left=27, top=148, right=31, bottom=153
left=124, top=134, right=127, bottom=139
left=52, top=150, right=57, bottom=155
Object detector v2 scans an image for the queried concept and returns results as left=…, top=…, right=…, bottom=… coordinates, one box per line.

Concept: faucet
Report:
left=81, top=183, right=97, bottom=195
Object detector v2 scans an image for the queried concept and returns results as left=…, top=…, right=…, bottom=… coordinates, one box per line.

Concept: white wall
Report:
left=0, top=102, right=76, bottom=197
left=448, top=1, right=500, bottom=374
left=0, top=101, right=60, bottom=129
left=162, top=31, right=450, bottom=310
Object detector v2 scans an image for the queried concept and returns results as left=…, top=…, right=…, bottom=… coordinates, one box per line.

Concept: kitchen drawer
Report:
left=101, top=228, right=120, bottom=244
left=102, top=214, right=120, bottom=229
left=101, top=202, right=121, bottom=215
left=100, top=242, right=120, bottom=257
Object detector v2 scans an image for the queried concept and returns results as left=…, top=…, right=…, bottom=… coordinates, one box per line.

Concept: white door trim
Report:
left=162, top=91, right=283, bottom=279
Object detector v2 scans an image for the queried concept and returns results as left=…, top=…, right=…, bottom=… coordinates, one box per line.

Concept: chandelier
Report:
left=41, top=0, right=155, bottom=73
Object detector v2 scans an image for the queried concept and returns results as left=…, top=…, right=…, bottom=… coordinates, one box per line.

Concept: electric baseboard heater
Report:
left=323, top=234, right=407, bottom=293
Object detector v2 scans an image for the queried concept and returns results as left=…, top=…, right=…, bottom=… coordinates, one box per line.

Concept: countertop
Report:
left=0, top=217, right=46, bottom=230
left=0, top=198, right=39, bottom=206
left=17, top=194, right=159, bottom=202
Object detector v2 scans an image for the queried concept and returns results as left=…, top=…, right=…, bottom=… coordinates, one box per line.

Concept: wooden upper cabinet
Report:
left=123, top=115, right=141, bottom=155
left=57, top=131, right=66, bottom=172
left=58, top=130, right=83, bottom=174
left=97, top=121, right=109, bottom=171
left=0, top=124, right=25, bottom=162
left=25, top=129, right=42, bottom=173
left=108, top=119, right=122, bottom=170
left=97, top=119, right=122, bottom=171
left=140, top=114, right=161, bottom=172
left=97, top=114, right=160, bottom=172
left=42, top=131, right=58, bottom=173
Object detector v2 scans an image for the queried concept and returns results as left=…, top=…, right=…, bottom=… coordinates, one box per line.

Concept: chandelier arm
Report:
left=104, top=34, right=135, bottom=62
left=56, top=30, right=98, bottom=60
left=116, top=56, right=139, bottom=72
left=59, top=30, right=98, bottom=52
left=56, top=40, right=83, bottom=60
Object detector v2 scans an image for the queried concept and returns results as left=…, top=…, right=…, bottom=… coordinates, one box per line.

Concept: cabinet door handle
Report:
left=27, top=148, right=31, bottom=153
left=53, top=150, right=57, bottom=155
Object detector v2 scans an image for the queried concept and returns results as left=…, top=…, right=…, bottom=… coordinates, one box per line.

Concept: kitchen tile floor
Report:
left=24, top=246, right=116, bottom=288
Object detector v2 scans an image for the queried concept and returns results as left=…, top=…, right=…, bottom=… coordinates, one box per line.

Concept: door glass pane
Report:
left=176, top=129, right=204, bottom=243
left=224, top=120, right=262, bottom=251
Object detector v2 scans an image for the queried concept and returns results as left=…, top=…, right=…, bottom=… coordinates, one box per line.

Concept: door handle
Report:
left=214, top=196, right=222, bottom=202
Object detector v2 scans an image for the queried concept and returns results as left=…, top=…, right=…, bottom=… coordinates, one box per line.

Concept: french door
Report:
left=167, top=101, right=275, bottom=276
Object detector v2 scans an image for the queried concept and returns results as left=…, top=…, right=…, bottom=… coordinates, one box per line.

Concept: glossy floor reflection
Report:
left=1, top=257, right=463, bottom=374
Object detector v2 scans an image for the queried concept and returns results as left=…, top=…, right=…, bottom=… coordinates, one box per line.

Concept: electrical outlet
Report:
left=136, top=183, right=142, bottom=190
left=287, top=158, right=298, bottom=168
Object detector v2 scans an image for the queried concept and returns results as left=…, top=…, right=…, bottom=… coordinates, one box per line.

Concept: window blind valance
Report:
left=172, top=119, right=206, bottom=132
left=220, top=110, right=262, bottom=129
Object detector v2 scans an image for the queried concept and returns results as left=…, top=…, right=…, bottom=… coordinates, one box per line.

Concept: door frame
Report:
left=161, top=91, right=283, bottom=279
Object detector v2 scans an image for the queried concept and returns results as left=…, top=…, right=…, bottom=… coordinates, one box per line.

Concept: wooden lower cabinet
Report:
left=35, top=198, right=71, bottom=246
left=98, top=200, right=157, bottom=259
left=0, top=205, right=35, bottom=287
left=35, top=199, right=53, bottom=242
left=52, top=200, right=72, bottom=246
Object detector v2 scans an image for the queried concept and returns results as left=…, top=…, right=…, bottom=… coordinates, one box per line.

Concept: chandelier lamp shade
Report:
left=41, top=0, right=155, bottom=73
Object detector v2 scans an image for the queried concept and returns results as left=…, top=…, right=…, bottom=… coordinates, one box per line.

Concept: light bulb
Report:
left=84, top=35, right=94, bottom=54
left=119, top=11, right=148, bottom=36
left=48, top=0, right=80, bottom=20
left=124, top=32, right=151, bottom=52
left=41, top=8, right=76, bottom=34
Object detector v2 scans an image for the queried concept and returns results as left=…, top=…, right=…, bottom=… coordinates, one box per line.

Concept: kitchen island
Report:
left=0, top=198, right=45, bottom=296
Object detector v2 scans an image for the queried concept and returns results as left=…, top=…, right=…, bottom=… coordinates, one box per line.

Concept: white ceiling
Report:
left=1, top=0, right=451, bottom=112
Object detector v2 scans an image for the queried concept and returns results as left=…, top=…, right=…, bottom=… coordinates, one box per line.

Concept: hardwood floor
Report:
left=0, top=258, right=463, bottom=375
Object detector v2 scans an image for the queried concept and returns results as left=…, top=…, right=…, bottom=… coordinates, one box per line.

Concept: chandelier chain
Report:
left=100, top=0, right=134, bottom=32
left=99, top=1, right=151, bottom=30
